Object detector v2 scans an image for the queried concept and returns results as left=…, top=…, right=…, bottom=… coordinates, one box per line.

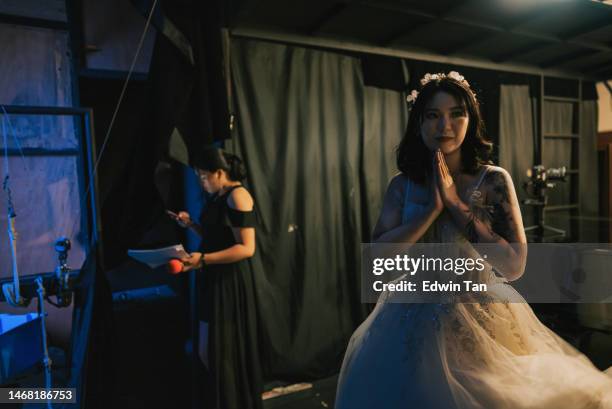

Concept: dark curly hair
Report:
left=396, top=75, right=493, bottom=185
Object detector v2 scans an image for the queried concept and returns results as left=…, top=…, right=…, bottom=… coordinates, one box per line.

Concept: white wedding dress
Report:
left=336, top=168, right=612, bottom=409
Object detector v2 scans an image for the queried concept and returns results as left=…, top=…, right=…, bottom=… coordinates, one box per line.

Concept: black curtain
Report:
left=228, top=38, right=406, bottom=380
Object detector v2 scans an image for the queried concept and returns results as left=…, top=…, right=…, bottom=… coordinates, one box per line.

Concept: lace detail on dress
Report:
left=401, top=305, right=426, bottom=369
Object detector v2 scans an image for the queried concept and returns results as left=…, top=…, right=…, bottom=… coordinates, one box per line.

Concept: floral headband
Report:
left=406, top=71, right=472, bottom=106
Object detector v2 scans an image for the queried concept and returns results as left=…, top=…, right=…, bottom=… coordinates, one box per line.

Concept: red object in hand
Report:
left=167, top=259, right=183, bottom=275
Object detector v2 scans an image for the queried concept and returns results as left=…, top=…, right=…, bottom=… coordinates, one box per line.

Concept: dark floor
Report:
left=4, top=303, right=612, bottom=409
left=263, top=376, right=338, bottom=409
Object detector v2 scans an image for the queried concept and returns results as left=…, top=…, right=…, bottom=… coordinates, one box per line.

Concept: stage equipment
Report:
left=0, top=99, right=99, bottom=407
left=1, top=108, right=25, bottom=307
left=47, top=237, right=73, bottom=308
left=0, top=237, right=79, bottom=403
left=522, top=165, right=568, bottom=242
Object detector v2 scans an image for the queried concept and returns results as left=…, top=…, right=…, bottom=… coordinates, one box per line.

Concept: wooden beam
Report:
left=539, top=49, right=601, bottom=69
left=359, top=1, right=436, bottom=21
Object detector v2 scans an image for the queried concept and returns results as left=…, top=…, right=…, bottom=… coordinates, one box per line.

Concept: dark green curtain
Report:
left=361, top=84, right=409, bottom=238
left=498, top=85, right=536, bottom=229
left=228, top=38, right=406, bottom=380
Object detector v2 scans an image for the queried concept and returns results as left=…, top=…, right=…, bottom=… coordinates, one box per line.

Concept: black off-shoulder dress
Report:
left=199, top=185, right=262, bottom=409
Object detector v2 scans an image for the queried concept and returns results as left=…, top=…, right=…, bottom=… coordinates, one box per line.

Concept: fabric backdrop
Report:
left=228, top=37, right=406, bottom=379
left=498, top=85, right=536, bottom=227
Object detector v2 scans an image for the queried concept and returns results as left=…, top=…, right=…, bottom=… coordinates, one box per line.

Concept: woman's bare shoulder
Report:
left=227, top=186, right=254, bottom=211
left=384, top=172, right=409, bottom=207
left=484, top=165, right=507, bottom=175
left=482, top=165, right=512, bottom=183
left=481, top=166, right=515, bottom=197
left=388, top=172, right=408, bottom=192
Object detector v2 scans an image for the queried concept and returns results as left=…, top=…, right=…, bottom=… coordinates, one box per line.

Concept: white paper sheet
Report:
left=127, top=244, right=189, bottom=268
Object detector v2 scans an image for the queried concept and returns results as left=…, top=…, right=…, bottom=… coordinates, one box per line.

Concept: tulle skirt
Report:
left=336, top=283, right=612, bottom=409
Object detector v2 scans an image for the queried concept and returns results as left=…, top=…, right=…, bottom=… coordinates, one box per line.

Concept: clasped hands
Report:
left=431, top=149, right=462, bottom=213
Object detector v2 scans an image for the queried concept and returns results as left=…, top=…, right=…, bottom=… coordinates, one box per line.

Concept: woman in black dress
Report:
left=170, top=147, right=262, bottom=409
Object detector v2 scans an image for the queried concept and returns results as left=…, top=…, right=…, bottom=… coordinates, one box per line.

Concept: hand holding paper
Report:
left=128, top=244, right=189, bottom=269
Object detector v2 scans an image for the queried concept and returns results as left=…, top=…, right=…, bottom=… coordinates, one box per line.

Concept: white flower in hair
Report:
left=447, top=71, right=463, bottom=81
left=420, top=72, right=443, bottom=86
left=408, top=70, right=473, bottom=106
left=406, top=89, right=419, bottom=104
left=419, top=70, right=471, bottom=88
left=448, top=71, right=469, bottom=86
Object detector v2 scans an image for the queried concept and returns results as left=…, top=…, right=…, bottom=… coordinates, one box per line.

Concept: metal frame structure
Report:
left=0, top=105, right=102, bottom=256
left=540, top=77, right=582, bottom=241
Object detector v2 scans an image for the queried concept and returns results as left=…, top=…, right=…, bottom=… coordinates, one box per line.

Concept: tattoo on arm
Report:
left=485, top=171, right=514, bottom=242
left=463, top=209, right=479, bottom=243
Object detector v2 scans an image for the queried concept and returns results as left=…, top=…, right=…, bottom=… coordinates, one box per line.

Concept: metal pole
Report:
left=35, top=276, right=53, bottom=409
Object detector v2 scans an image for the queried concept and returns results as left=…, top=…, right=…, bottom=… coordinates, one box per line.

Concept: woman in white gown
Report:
left=335, top=72, right=612, bottom=409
